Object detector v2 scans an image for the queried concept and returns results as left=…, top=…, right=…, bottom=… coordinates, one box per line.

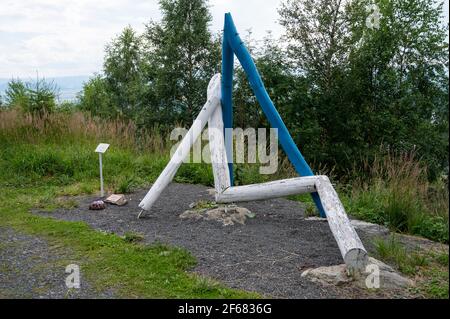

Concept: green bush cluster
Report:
left=4, top=78, right=58, bottom=117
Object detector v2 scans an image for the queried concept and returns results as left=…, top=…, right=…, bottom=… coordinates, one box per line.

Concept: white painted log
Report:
left=138, top=74, right=222, bottom=212
left=216, top=176, right=318, bottom=203
left=314, top=175, right=368, bottom=272
left=208, top=104, right=231, bottom=195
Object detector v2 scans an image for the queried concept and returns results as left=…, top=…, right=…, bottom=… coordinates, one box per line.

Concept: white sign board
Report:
left=95, top=143, right=110, bottom=153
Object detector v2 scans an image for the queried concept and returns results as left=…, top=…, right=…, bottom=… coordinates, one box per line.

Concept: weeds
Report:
left=345, top=152, right=449, bottom=243
left=115, top=176, right=137, bottom=194
left=373, top=235, right=449, bottom=298
left=122, top=232, right=145, bottom=243
left=373, top=235, right=428, bottom=275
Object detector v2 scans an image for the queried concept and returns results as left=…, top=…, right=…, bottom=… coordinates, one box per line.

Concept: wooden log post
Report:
left=314, top=175, right=368, bottom=272
left=223, top=13, right=327, bottom=218
left=138, top=74, right=222, bottom=213
left=216, top=177, right=317, bottom=203
left=207, top=100, right=231, bottom=196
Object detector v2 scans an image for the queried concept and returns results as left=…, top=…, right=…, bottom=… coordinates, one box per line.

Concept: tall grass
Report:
left=0, top=108, right=167, bottom=152
left=0, top=109, right=213, bottom=190
left=345, top=152, right=449, bottom=243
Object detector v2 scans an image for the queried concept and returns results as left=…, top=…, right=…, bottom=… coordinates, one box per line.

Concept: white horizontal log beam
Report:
left=314, top=175, right=368, bottom=272
left=138, top=74, right=222, bottom=212
left=215, top=174, right=368, bottom=272
left=216, top=176, right=317, bottom=203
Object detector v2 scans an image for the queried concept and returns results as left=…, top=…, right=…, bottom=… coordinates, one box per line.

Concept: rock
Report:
left=395, top=233, right=449, bottom=254
left=188, top=202, right=196, bottom=209
left=180, top=210, right=203, bottom=220
left=301, top=265, right=351, bottom=286
left=301, top=257, right=414, bottom=290
left=179, top=205, right=254, bottom=226
left=231, top=211, right=246, bottom=225
left=236, top=207, right=250, bottom=216
left=363, top=257, right=414, bottom=289
left=223, top=217, right=234, bottom=226
left=350, top=219, right=389, bottom=236
left=205, top=208, right=223, bottom=220
left=104, top=194, right=127, bottom=206
left=305, top=218, right=390, bottom=238
left=89, top=200, right=106, bottom=210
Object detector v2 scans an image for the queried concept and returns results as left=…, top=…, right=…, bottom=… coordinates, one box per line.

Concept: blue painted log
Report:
left=221, top=21, right=235, bottom=186
left=223, top=13, right=326, bottom=217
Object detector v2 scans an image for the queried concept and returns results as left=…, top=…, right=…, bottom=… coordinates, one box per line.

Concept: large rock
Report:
left=301, top=264, right=352, bottom=286
left=180, top=204, right=254, bottom=226
left=301, top=257, right=414, bottom=290
left=350, top=219, right=390, bottom=236
left=104, top=194, right=127, bottom=206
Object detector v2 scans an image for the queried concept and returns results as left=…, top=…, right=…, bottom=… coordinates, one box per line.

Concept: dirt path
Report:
left=0, top=227, right=115, bottom=299
left=33, top=183, right=401, bottom=299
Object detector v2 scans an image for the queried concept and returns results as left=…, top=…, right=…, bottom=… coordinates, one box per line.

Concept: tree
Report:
left=5, top=78, right=57, bottom=118
left=345, top=0, right=449, bottom=178
left=5, top=79, right=29, bottom=109
left=144, top=0, right=220, bottom=125
left=104, top=26, right=145, bottom=119
left=78, top=75, right=113, bottom=118
left=279, top=0, right=449, bottom=178
left=279, top=0, right=349, bottom=91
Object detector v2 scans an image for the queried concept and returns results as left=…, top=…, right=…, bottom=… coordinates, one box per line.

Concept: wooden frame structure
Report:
left=138, top=14, right=368, bottom=271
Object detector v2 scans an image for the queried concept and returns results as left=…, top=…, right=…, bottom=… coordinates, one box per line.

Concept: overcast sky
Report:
left=0, top=0, right=448, bottom=78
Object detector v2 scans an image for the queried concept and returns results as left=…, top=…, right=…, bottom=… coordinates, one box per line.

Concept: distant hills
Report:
left=0, top=75, right=90, bottom=102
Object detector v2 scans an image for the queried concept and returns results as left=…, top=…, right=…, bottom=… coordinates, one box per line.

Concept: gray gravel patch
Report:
left=33, top=183, right=385, bottom=299
left=0, top=227, right=115, bottom=299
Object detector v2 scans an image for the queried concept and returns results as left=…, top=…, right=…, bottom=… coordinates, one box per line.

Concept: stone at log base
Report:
left=301, top=257, right=414, bottom=290
left=180, top=204, right=254, bottom=226
left=350, top=219, right=390, bottom=236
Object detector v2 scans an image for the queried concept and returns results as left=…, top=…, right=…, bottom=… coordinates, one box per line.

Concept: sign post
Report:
left=95, top=143, right=110, bottom=197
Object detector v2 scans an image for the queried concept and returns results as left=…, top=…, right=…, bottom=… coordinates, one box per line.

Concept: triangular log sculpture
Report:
left=138, top=13, right=368, bottom=272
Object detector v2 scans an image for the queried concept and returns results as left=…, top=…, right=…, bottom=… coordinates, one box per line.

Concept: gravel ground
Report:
left=0, top=227, right=115, bottom=299
left=32, top=183, right=389, bottom=299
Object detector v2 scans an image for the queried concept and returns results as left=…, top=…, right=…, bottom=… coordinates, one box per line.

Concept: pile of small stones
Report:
left=180, top=201, right=255, bottom=226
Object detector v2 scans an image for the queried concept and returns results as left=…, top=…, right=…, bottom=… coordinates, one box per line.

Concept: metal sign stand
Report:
left=95, top=143, right=110, bottom=197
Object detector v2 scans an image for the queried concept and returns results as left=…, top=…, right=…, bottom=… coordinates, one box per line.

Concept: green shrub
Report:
left=115, top=176, right=137, bottom=194
left=412, top=216, right=449, bottom=244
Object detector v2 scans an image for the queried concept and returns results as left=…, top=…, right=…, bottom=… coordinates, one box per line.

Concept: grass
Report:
left=373, top=235, right=429, bottom=275
left=0, top=185, right=258, bottom=298
left=0, top=109, right=258, bottom=298
left=342, top=152, right=449, bottom=243
left=122, top=232, right=145, bottom=243
left=0, top=108, right=448, bottom=298
left=373, top=235, right=449, bottom=298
